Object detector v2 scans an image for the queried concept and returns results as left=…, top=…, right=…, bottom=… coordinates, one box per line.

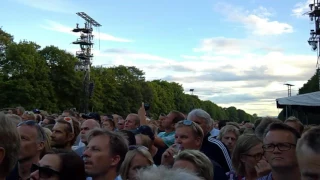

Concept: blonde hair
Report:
left=217, top=125, right=240, bottom=140
left=232, top=134, right=261, bottom=176
left=119, top=147, right=154, bottom=180
left=135, top=134, right=153, bottom=149
left=175, top=150, right=213, bottom=180
left=136, top=165, right=202, bottom=180
left=175, top=120, right=204, bottom=140
left=41, top=127, right=52, bottom=158
left=5, top=114, right=22, bottom=126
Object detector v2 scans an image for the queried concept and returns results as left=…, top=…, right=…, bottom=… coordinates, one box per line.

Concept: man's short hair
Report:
left=87, top=129, right=129, bottom=172
left=263, top=122, right=301, bottom=142
left=0, top=113, right=21, bottom=177
left=255, top=117, right=281, bottom=140
left=169, top=110, right=185, bottom=124
left=284, top=116, right=304, bottom=133
left=297, top=126, right=320, bottom=153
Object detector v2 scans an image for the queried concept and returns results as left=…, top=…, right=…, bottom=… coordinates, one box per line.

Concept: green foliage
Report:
left=0, top=30, right=255, bottom=120
left=299, top=70, right=319, bottom=94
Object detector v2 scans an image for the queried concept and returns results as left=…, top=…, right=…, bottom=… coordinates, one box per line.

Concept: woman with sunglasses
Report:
left=29, top=149, right=86, bottom=180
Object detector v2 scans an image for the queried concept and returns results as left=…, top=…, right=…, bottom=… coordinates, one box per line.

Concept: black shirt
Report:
left=153, top=147, right=166, bottom=166
left=200, top=133, right=233, bottom=173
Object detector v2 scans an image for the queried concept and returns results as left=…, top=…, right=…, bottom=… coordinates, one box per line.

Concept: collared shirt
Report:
left=210, top=128, right=220, bottom=137
left=158, top=131, right=175, bottom=147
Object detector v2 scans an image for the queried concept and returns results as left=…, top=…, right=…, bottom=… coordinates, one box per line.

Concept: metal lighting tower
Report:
left=190, top=89, right=194, bottom=95
left=284, top=83, right=294, bottom=97
left=72, top=12, right=101, bottom=113
left=307, top=0, right=320, bottom=90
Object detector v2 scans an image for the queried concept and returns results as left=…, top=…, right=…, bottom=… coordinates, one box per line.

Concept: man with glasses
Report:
left=258, top=122, right=301, bottom=180
left=7, top=120, right=46, bottom=180
left=51, top=117, right=80, bottom=151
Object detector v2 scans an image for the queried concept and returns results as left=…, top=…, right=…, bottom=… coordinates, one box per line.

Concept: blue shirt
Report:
left=158, top=131, right=175, bottom=147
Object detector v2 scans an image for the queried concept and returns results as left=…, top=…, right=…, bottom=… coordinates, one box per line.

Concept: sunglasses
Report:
left=31, top=164, right=60, bottom=178
left=17, top=120, right=47, bottom=141
left=129, top=145, right=149, bottom=151
left=180, top=120, right=194, bottom=126
left=63, top=117, right=74, bottom=133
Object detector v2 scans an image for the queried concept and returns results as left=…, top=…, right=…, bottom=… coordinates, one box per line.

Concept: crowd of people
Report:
left=0, top=105, right=319, bottom=180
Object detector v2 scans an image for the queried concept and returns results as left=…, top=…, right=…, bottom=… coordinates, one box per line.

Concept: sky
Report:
left=0, top=0, right=318, bottom=116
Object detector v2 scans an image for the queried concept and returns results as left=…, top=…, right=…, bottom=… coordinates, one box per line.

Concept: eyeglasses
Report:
left=242, top=153, right=264, bottom=161
left=262, top=143, right=296, bottom=152
left=31, top=164, right=60, bottom=178
left=63, top=117, right=74, bottom=133
left=129, top=145, right=149, bottom=151
left=17, top=120, right=46, bottom=141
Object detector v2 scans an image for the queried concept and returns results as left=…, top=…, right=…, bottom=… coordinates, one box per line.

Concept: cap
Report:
left=136, top=125, right=155, bottom=141
left=82, top=112, right=101, bottom=122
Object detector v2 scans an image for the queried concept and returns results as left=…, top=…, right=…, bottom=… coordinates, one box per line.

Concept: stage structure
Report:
left=72, top=12, right=101, bottom=113
left=307, top=0, right=320, bottom=90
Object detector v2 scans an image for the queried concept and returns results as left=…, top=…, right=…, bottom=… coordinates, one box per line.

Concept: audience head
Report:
left=0, top=113, right=21, bottom=178
left=51, top=117, right=80, bottom=149
left=30, top=149, right=86, bottom=180
left=173, top=150, right=213, bottom=180
left=175, top=120, right=204, bottom=150
left=120, top=145, right=154, bottom=180
left=136, top=165, right=202, bottom=180
left=218, top=125, right=240, bottom=153
left=83, top=129, right=129, bottom=177
left=296, top=126, right=320, bottom=180
left=284, top=116, right=304, bottom=135
left=262, top=122, right=300, bottom=170
left=187, top=109, right=212, bottom=135
left=124, top=113, right=140, bottom=130
left=232, top=134, right=263, bottom=176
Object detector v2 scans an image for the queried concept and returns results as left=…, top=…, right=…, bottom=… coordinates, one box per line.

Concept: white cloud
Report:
left=84, top=44, right=316, bottom=116
left=215, top=3, right=293, bottom=35
left=14, top=0, right=78, bottom=14
left=292, top=0, right=313, bottom=18
left=40, top=20, right=132, bottom=42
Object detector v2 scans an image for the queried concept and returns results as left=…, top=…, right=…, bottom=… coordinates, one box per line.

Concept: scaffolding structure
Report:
left=72, top=12, right=101, bottom=113
left=307, top=0, right=320, bottom=90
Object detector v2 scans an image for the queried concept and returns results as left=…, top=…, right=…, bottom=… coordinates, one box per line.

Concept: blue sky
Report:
left=0, top=0, right=317, bottom=116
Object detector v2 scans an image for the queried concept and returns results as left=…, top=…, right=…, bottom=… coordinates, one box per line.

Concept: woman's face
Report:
left=127, top=153, right=152, bottom=180
left=30, top=154, right=61, bottom=180
left=241, top=143, right=264, bottom=171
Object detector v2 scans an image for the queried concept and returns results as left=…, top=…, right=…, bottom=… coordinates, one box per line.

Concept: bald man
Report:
left=75, top=119, right=100, bottom=157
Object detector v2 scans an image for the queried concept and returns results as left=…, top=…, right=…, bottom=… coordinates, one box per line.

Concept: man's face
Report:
left=158, top=116, right=166, bottom=129
left=221, top=131, right=237, bottom=152
left=189, top=116, right=210, bottom=136
left=297, top=145, right=320, bottom=180
left=117, top=119, right=125, bottom=130
left=263, top=130, right=297, bottom=169
left=51, top=123, right=70, bottom=148
left=18, top=125, right=41, bottom=161
left=80, top=120, right=98, bottom=143
left=124, top=115, right=138, bottom=130
left=161, top=113, right=175, bottom=129
left=83, top=135, right=117, bottom=177
left=175, top=126, right=202, bottom=150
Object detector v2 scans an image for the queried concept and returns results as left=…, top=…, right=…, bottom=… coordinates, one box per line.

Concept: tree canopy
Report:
left=0, top=28, right=255, bottom=121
